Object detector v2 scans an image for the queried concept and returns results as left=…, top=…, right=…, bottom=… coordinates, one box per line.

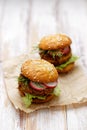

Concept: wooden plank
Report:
left=0, top=0, right=6, bottom=61
left=26, top=0, right=67, bottom=130
left=0, top=63, right=21, bottom=130
left=25, top=106, right=67, bottom=130
left=1, top=0, right=31, bottom=61
left=67, top=103, right=87, bottom=130
left=0, top=0, right=31, bottom=130
left=55, top=0, right=87, bottom=130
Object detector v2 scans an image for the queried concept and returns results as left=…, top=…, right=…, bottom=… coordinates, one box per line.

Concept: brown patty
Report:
left=39, top=51, right=72, bottom=66
left=18, top=83, right=54, bottom=96
left=19, top=86, right=54, bottom=104
left=18, top=75, right=54, bottom=96
left=32, top=94, right=54, bottom=104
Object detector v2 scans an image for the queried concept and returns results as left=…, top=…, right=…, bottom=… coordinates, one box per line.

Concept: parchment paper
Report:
left=3, top=54, right=87, bottom=113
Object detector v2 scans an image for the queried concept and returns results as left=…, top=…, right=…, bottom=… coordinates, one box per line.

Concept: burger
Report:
left=18, top=59, right=60, bottom=107
left=39, top=34, right=78, bottom=73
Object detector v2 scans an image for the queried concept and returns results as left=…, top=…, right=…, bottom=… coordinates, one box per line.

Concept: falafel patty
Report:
left=39, top=46, right=72, bottom=66
left=18, top=74, right=54, bottom=97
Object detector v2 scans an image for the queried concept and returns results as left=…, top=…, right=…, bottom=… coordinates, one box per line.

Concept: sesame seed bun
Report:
left=57, top=63, right=74, bottom=73
left=21, top=59, right=58, bottom=83
left=39, top=34, right=72, bottom=50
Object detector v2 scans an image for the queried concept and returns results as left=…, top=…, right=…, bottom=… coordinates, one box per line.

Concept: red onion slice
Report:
left=63, top=46, right=70, bottom=55
left=29, top=81, right=46, bottom=91
left=44, top=81, right=58, bottom=88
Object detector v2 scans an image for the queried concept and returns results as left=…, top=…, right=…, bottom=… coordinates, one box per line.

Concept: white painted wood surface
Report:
left=1, top=0, right=87, bottom=130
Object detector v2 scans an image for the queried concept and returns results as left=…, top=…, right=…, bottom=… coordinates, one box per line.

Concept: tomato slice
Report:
left=62, top=46, right=70, bottom=55
left=29, top=81, right=46, bottom=91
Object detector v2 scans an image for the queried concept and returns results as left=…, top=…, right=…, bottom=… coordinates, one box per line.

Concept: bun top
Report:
left=21, top=59, right=58, bottom=83
left=39, top=34, right=72, bottom=50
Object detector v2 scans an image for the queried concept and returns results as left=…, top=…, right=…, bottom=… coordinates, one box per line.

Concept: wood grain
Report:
left=1, top=0, right=87, bottom=130
left=1, top=0, right=31, bottom=61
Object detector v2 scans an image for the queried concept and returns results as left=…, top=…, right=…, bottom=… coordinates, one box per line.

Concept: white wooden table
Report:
left=1, top=0, right=87, bottom=130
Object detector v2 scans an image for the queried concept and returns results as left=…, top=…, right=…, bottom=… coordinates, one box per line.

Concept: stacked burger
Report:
left=18, top=34, right=78, bottom=107
left=18, top=59, right=60, bottom=107
left=39, top=34, right=78, bottom=73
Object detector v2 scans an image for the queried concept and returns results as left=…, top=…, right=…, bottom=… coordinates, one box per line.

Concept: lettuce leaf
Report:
left=47, top=50, right=63, bottom=58
left=22, top=94, right=46, bottom=107
left=53, top=85, right=61, bottom=96
left=56, top=55, right=78, bottom=70
left=18, top=75, right=29, bottom=86
left=22, top=94, right=32, bottom=108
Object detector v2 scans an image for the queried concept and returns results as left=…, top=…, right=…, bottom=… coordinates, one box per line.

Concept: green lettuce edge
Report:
left=22, top=85, right=61, bottom=108
left=22, top=94, right=46, bottom=108
left=53, top=85, right=61, bottom=96
left=56, top=55, right=79, bottom=70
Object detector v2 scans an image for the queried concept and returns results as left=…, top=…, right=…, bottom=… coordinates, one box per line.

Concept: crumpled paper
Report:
left=3, top=54, right=87, bottom=113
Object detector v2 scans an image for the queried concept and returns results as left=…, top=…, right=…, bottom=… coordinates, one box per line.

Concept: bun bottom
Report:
left=32, top=95, right=54, bottom=104
left=56, top=63, right=74, bottom=73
